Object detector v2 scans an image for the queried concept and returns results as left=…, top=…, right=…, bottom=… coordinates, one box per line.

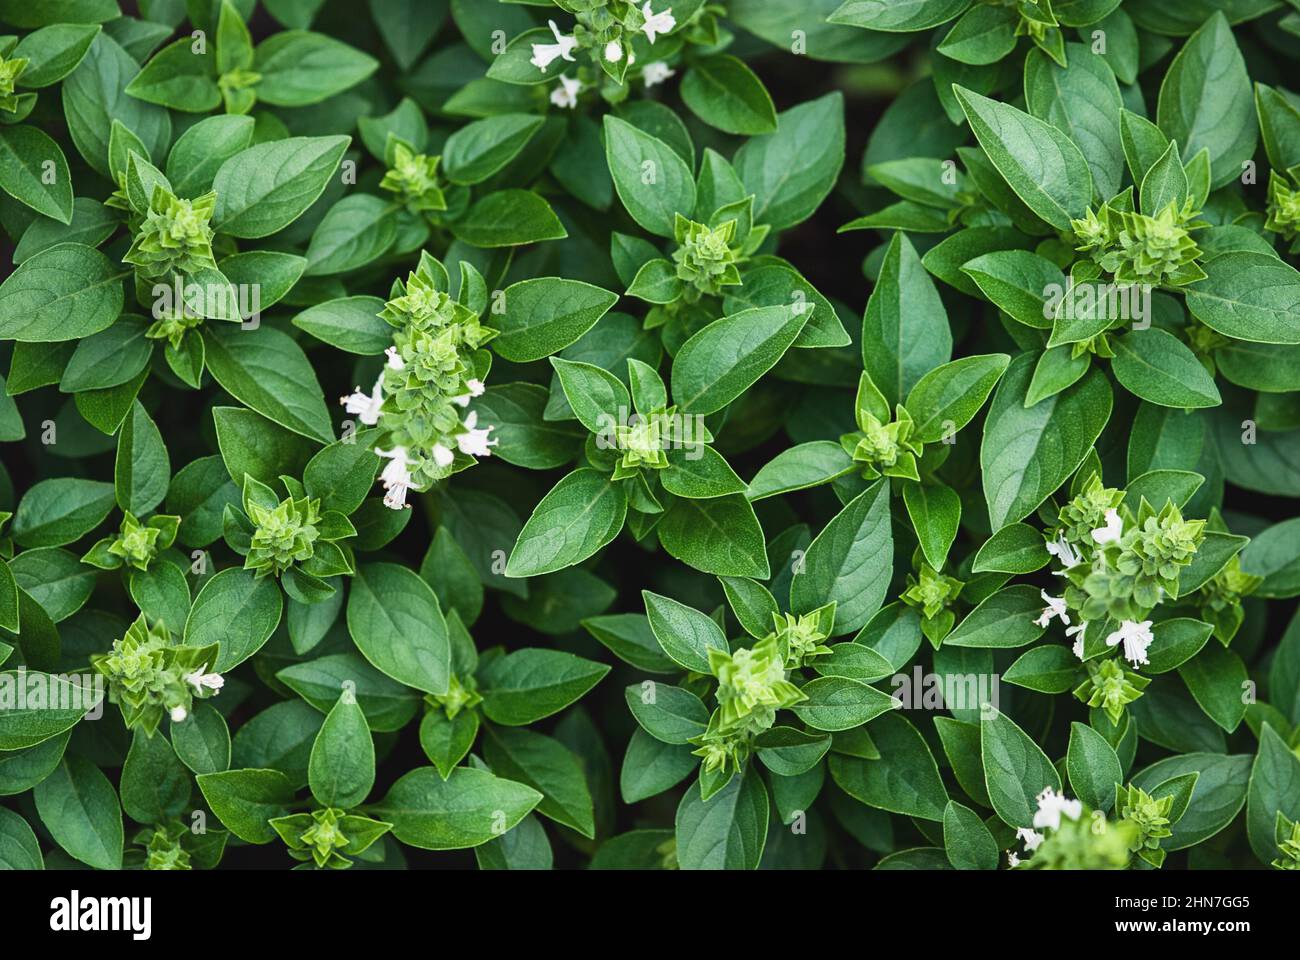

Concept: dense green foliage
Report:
left=0, top=0, right=1298, bottom=872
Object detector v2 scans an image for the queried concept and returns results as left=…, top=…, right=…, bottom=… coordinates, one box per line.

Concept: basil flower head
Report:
left=90, top=615, right=222, bottom=736
left=1117, top=783, right=1174, bottom=867
left=901, top=562, right=964, bottom=646
left=1265, top=170, right=1300, bottom=242
left=146, top=305, right=204, bottom=351
left=380, top=140, right=446, bottom=213
left=123, top=187, right=218, bottom=280
left=614, top=411, right=670, bottom=472
left=300, top=808, right=349, bottom=865
left=371, top=256, right=501, bottom=486
left=1070, top=206, right=1112, bottom=254
left=0, top=53, right=27, bottom=112
left=247, top=492, right=321, bottom=577
left=844, top=407, right=922, bottom=481
left=903, top=562, right=963, bottom=620
left=108, top=511, right=161, bottom=571
left=270, top=808, right=392, bottom=870
left=429, top=674, right=482, bottom=720
left=140, top=823, right=193, bottom=871
left=1195, top=553, right=1262, bottom=643
left=1074, top=657, right=1149, bottom=725
left=1274, top=813, right=1300, bottom=871
left=232, top=474, right=360, bottom=601
left=771, top=605, right=835, bottom=667
left=708, top=634, right=805, bottom=735
left=1098, top=201, right=1204, bottom=286
left=1114, top=501, right=1204, bottom=607
left=672, top=215, right=741, bottom=298
left=383, top=262, right=463, bottom=332
left=361, top=254, right=499, bottom=494
left=84, top=511, right=180, bottom=573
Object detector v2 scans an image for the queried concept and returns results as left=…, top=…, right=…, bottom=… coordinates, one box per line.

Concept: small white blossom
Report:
left=185, top=667, right=225, bottom=694
left=1106, top=619, right=1154, bottom=667
left=1007, top=851, right=1021, bottom=868
left=170, top=706, right=188, bottom=724
left=604, top=39, right=623, bottom=62
left=641, top=3, right=676, bottom=43
left=452, top=378, right=487, bottom=408
left=432, top=444, right=455, bottom=469
left=340, top=378, right=383, bottom=426
left=1033, top=787, right=1082, bottom=831
left=1045, top=534, right=1083, bottom=571
left=1034, top=589, right=1071, bottom=628
left=1016, top=827, right=1044, bottom=851
left=456, top=411, right=498, bottom=458
left=642, top=60, right=676, bottom=87
left=1091, top=508, right=1123, bottom=545
left=550, top=73, right=582, bottom=109
left=1066, top=621, right=1087, bottom=660
left=376, top=445, right=416, bottom=510
left=530, top=19, right=578, bottom=72
left=385, top=346, right=404, bottom=371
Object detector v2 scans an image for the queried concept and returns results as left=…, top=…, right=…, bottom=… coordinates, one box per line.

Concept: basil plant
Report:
left=0, top=0, right=1297, bottom=876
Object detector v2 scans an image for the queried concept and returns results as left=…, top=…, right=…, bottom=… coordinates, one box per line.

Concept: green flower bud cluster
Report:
left=218, top=67, right=261, bottom=114
left=0, top=52, right=28, bottom=112
left=270, top=807, right=392, bottom=870
left=1120, top=502, right=1204, bottom=595
left=1117, top=783, right=1174, bottom=868
left=691, top=635, right=806, bottom=774
left=1075, top=200, right=1205, bottom=287
left=123, top=186, right=218, bottom=280
left=83, top=511, right=180, bottom=573
left=90, top=615, right=220, bottom=736
left=1274, top=813, right=1300, bottom=870
left=381, top=140, right=447, bottom=214
left=842, top=371, right=923, bottom=481
left=613, top=412, right=670, bottom=472
left=233, top=475, right=355, bottom=602
left=672, top=216, right=741, bottom=298
left=901, top=562, right=964, bottom=647
left=1195, top=552, right=1261, bottom=644
left=1265, top=171, right=1300, bottom=244
left=247, top=492, right=321, bottom=576
left=1071, top=207, right=1110, bottom=253
left=111, top=515, right=160, bottom=569
left=1074, top=658, right=1149, bottom=725
left=136, top=822, right=192, bottom=871
left=846, top=408, right=919, bottom=480
left=1184, top=318, right=1233, bottom=368
left=146, top=307, right=204, bottom=351
left=771, top=605, right=835, bottom=668
left=708, top=635, right=805, bottom=734
left=429, top=674, right=482, bottom=720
